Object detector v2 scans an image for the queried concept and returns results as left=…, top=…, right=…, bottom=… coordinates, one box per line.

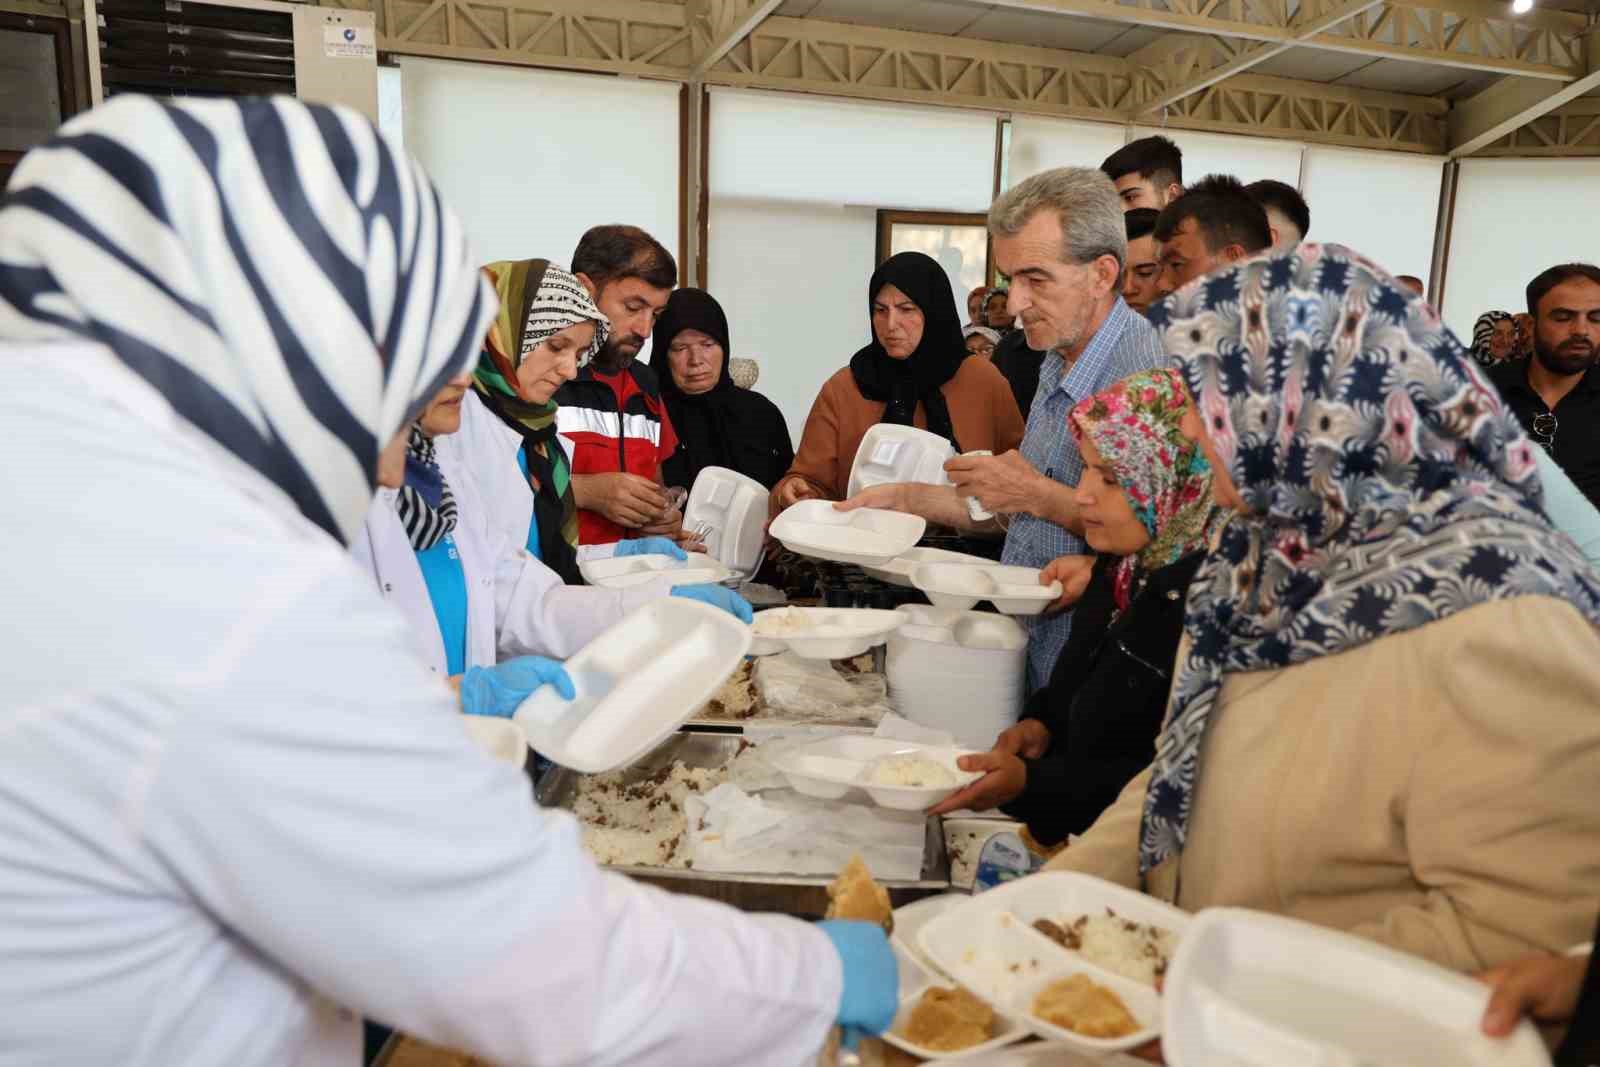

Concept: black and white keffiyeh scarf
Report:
left=397, top=425, right=458, bottom=551
left=0, top=95, right=495, bottom=545
left=1139, top=243, right=1600, bottom=879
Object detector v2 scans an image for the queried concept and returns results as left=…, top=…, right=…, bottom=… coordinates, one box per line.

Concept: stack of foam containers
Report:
left=885, top=604, right=1028, bottom=749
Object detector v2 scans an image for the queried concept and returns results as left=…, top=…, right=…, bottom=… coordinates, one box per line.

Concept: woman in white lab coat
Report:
left=0, top=95, right=892, bottom=1067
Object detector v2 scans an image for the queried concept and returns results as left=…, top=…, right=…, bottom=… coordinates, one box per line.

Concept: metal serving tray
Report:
left=537, top=731, right=951, bottom=917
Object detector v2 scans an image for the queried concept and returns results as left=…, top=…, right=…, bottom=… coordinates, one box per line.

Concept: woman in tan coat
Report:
left=1047, top=243, right=1600, bottom=976
left=771, top=252, right=1024, bottom=513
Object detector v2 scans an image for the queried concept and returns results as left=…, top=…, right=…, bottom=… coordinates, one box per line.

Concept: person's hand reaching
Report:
left=1040, top=554, right=1096, bottom=614
left=1478, top=951, right=1589, bottom=1037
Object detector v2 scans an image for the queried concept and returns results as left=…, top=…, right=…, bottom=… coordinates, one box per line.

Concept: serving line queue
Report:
left=3, top=94, right=1600, bottom=1067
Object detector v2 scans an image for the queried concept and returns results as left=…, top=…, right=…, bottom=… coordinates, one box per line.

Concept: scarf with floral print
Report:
left=1140, top=243, right=1600, bottom=879
left=1069, top=367, right=1230, bottom=612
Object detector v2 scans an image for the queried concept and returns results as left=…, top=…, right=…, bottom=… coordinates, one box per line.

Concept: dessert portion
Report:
left=824, top=854, right=893, bottom=934
left=1031, top=974, right=1140, bottom=1039
left=864, top=755, right=957, bottom=788
left=897, top=986, right=994, bottom=1052
left=1031, top=908, right=1176, bottom=986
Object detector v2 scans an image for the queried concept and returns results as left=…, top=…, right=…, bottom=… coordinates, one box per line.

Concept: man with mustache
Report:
left=557, top=225, right=688, bottom=547
left=1489, top=263, right=1600, bottom=509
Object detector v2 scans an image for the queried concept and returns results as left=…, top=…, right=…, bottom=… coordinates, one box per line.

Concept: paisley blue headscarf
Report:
left=1138, top=243, right=1600, bottom=878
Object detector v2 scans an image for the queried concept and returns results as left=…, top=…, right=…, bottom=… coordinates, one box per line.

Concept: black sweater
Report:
left=1001, top=551, right=1202, bottom=846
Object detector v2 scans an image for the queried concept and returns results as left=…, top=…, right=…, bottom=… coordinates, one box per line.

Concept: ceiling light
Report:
left=1511, top=0, right=1533, bottom=14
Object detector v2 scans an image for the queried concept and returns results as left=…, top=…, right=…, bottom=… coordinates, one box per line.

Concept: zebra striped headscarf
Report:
left=397, top=424, right=457, bottom=551
left=0, top=95, right=496, bottom=546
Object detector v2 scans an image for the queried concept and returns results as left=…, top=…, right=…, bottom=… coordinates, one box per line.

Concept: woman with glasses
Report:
left=1043, top=244, right=1600, bottom=977
left=928, top=368, right=1230, bottom=845
left=354, top=261, right=748, bottom=704
left=653, top=288, right=793, bottom=494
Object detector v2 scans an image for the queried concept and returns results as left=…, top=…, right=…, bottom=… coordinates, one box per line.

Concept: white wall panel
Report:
left=708, top=88, right=995, bottom=211
left=398, top=57, right=679, bottom=274
left=1006, top=115, right=1128, bottom=188
left=707, top=90, right=997, bottom=448
left=1299, top=146, right=1442, bottom=287
left=1444, top=159, right=1600, bottom=342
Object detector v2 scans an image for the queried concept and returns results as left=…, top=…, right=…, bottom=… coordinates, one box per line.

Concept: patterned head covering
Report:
left=1069, top=368, right=1230, bottom=611
left=1471, top=310, right=1517, bottom=366
left=472, top=259, right=607, bottom=583
left=396, top=425, right=457, bottom=551
left=0, top=96, right=494, bottom=545
left=1140, top=243, right=1600, bottom=878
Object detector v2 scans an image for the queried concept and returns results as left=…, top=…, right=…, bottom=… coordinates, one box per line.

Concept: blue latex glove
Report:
left=817, top=920, right=898, bottom=1050
left=614, top=536, right=687, bottom=560
left=459, top=657, right=575, bottom=718
left=671, top=583, right=754, bottom=623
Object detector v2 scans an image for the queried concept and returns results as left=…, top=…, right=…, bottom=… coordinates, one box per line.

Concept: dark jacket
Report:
left=991, top=329, right=1046, bottom=422
left=1559, top=915, right=1599, bottom=1066
left=661, top=387, right=793, bottom=492
left=1001, top=550, right=1203, bottom=846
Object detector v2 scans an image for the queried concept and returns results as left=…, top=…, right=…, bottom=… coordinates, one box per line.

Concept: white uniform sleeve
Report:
left=493, top=545, right=668, bottom=660
left=139, top=550, right=840, bottom=1067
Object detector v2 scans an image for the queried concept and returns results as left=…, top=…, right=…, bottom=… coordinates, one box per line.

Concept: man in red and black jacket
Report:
left=557, top=225, right=689, bottom=548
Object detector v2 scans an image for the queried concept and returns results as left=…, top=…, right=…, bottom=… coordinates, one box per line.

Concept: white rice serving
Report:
left=1032, top=909, right=1177, bottom=986
left=866, top=755, right=956, bottom=788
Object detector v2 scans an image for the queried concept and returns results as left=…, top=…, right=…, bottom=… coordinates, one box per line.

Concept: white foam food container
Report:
left=881, top=984, right=1030, bottom=1061
left=862, top=545, right=995, bottom=587
left=769, top=735, right=979, bottom=810
left=964, top=871, right=1193, bottom=958
left=747, top=606, right=904, bottom=659
left=684, top=466, right=769, bottom=575
left=941, top=818, right=1027, bottom=891
left=918, top=908, right=1163, bottom=1055
left=892, top=893, right=967, bottom=980
left=912, top=562, right=1061, bottom=615
left=769, top=500, right=926, bottom=567
left=578, top=551, right=732, bottom=589
left=1162, top=908, right=1554, bottom=1067
left=847, top=423, right=957, bottom=499
left=511, top=598, right=752, bottom=773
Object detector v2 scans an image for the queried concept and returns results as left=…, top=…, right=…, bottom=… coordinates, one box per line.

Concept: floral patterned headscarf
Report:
left=1139, top=243, right=1600, bottom=879
left=1069, top=368, right=1230, bottom=611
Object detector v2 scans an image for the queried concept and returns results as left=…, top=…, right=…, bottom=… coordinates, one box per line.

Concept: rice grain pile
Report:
left=1032, top=909, right=1177, bottom=986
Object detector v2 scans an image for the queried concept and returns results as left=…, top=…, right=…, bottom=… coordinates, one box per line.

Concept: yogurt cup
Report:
left=960, top=450, right=994, bottom=522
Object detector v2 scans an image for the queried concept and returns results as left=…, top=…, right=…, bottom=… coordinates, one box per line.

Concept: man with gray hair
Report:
left=840, top=167, right=1163, bottom=688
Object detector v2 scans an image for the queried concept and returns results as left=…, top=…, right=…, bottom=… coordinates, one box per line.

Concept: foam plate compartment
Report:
left=768, top=735, right=978, bottom=810
left=1162, top=909, right=1554, bottom=1067
left=512, top=598, right=752, bottom=773
left=684, top=466, right=769, bottom=575
left=881, top=985, right=1030, bottom=1061
left=747, top=606, right=904, bottom=660
left=847, top=423, right=958, bottom=499
left=770, top=500, right=926, bottom=567
left=578, top=551, right=732, bottom=589
left=911, top=562, right=1061, bottom=615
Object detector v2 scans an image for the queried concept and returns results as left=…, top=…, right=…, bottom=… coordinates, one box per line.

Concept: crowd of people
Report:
left=2, top=94, right=1598, bottom=1067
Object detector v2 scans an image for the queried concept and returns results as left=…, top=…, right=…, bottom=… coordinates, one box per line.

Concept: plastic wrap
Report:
left=753, top=652, right=893, bottom=726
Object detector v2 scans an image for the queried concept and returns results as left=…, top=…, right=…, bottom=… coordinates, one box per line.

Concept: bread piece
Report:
left=898, top=986, right=994, bottom=1051
left=825, top=854, right=893, bottom=934
left=1031, top=974, right=1139, bottom=1039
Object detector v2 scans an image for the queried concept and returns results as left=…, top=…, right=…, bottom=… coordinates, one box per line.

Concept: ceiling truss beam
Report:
left=980, top=0, right=1586, bottom=81
left=690, top=0, right=782, bottom=77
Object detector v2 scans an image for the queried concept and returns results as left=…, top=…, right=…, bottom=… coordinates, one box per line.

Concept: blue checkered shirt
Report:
left=1000, top=298, right=1165, bottom=689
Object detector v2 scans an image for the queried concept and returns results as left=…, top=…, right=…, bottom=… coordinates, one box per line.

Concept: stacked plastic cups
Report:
left=885, top=604, right=1028, bottom=749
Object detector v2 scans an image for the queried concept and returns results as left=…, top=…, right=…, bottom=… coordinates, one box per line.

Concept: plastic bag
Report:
left=753, top=652, right=892, bottom=726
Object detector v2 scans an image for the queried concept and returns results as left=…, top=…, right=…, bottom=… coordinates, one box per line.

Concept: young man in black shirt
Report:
left=1489, top=263, right=1600, bottom=509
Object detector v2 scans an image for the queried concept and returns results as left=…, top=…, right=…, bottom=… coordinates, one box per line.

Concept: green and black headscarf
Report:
left=473, top=258, right=608, bottom=583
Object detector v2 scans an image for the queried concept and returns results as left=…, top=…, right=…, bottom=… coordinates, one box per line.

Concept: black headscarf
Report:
left=851, top=252, right=971, bottom=449
left=654, top=288, right=793, bottom=491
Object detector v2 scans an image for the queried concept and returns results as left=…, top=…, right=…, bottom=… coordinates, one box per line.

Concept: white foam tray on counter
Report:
left=769, top=500, right=926, bottom=567
left=578, top=551, right=733, bottom=589
left=912, top=562, right=1061, bottom=615
left=1163, top=909, right=1554, bottom=1067
left=862, top=545, right=993, bottom=587
left=880, top=983, right=1030, bottom=1061
left=684, top=465, right=768, bottom=575
left=768, top=735, right=978, bottom=811
left=512, top=598, right=751, bottom=773
left=747, top=606, right=904, bottom=659
left=847, top=423, right=957, bottom=499
left=918, top=873, right=1192, bottom=1055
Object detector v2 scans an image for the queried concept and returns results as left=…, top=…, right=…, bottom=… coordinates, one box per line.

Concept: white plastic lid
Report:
left=1164, top=909, right=1553, bottom=1067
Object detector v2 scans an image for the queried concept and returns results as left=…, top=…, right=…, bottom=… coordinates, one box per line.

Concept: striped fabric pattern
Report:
left=0, top=95, right=496, bottom=545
